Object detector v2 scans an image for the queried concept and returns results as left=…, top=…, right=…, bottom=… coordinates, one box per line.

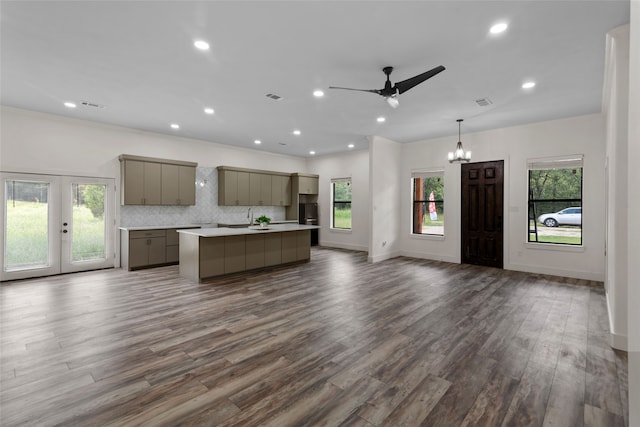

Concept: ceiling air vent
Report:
left=265, top=93, right=283, bottom=101
left=475, top=98, right=493, bottom=107
left=80, top=100, right=106, bottom=109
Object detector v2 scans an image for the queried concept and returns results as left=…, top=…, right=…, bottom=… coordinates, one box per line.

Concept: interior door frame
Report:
left=1, top=172, right=116, bottom=281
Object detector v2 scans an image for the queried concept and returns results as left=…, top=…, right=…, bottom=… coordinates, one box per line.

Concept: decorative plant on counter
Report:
left=255, top=215, right=271, bottom=228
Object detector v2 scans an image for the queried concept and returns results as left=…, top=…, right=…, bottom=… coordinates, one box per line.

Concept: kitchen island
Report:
left=178, top=224, right=320, bottom=282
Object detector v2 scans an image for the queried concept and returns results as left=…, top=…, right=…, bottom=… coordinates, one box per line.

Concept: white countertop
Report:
left=119, top=224, right=207, bottom=231
left=178, top=223, right=320, bottom=237
left=217, top=220, right=298, bottom=227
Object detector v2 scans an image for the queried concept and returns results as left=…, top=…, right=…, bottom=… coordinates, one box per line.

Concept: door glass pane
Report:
left=71, top=184, right=106, bottom=262
left=4, top=180, right=50, bottom=270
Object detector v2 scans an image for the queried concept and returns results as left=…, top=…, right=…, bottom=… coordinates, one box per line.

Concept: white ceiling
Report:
left=0, top=1, right=630, bottom=158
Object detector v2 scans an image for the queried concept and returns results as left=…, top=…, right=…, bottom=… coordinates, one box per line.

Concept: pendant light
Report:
left=448, top=119, right=471, bottom=163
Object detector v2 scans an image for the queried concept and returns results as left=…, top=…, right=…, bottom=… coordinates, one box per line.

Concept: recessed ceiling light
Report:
left=490, top=22, right=508, bottom=34
left=204, top=107, right=214, bottom=115
left=194, top=40, right=210, bottom=50
left=293, top=130, right=301, bottom=135
left=522, top=81, right=536, bottom=89
left=309, top=151, right=316, bottom=155
left=313, top=90, right=324, bottom=98
left=64, top=102, right=76, bottom=108
left=254, top=140, right=262, bottom=145
left=170, top=123, right=180, bottom=130
left=376, top=117, right=386, bottom=123
left=348, top=144, right=355, bottom=149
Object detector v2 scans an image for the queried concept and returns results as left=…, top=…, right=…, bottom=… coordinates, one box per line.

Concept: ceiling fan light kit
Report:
left=448, top=119, right=471, bottom=163
left=329, top=65, right=445, bottom=108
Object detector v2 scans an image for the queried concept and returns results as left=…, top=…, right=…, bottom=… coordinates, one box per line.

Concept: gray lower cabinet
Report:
left=281, top=232, right=298, bottom=263
left=199, top=237, right=225, bottom=278
left=296, top=230, right=311, bottom=261
left=122, top=227, right=198, bottom=270
left=179, top=229, right=312, bottom=281
left=246, top=234, right=265, bottom=270
left=165, top=229, right=180, bottom=263
left=225, top=235, right=246, bottom=274
left=127, top=230, right=166, bottom=269
left=264, top=233, right=282, bottom=266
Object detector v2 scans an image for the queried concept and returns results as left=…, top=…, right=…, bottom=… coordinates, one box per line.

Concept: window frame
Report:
left=331, top=178, right=352, bottom=231
left=526, top=155, right=583, bottom=247
left=411, top=170, right=445, bottom=237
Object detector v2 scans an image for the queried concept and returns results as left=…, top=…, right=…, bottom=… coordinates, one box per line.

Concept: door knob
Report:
left=62, top=230, right=68, bottom=234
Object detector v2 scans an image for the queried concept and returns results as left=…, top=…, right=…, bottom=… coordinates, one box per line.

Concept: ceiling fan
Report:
left=329, top=65, right=445, bottom=108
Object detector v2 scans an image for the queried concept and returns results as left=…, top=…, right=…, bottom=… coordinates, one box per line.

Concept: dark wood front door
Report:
left=461, top=160, right=504, bottom=268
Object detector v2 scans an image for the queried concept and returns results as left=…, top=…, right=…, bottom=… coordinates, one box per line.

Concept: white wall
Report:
left=307, top=149, right=369, bottom=252
left=368, top=135, right=402, bottom=262
left=626, top=2, right=639, bottom=424
left=603, top=25, right=630, bottom=351
left=0, top=106, right=308, bottom=265
left=400, top=113, right=606, bottom=281
left=0, top=107, right=307, bottom=176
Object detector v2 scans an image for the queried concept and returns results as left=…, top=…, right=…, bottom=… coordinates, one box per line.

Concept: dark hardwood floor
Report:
left=0, top=248, right=628, bottom=426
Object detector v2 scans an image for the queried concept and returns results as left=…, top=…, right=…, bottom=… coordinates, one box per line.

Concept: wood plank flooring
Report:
left=0, top=248, right=628, bottom=426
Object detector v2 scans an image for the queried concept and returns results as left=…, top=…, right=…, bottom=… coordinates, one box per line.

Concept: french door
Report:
left=1, top=173, right=116, bottom=281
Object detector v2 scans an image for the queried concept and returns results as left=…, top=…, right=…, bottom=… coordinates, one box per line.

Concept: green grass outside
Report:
left=422, top=212, right=444, bottom=226
left=5, top=201, right=105, bottom=268
left=529, top=234, right=582, bottom=245
left=333, top=208, right=351, bottom=229
left=529, top=220, right=582, bottom=245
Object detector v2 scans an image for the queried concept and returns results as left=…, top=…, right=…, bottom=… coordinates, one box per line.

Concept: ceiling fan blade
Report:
left=328, top=86, right=381, bottom=94
left=393, top=65, right=445, bottom=95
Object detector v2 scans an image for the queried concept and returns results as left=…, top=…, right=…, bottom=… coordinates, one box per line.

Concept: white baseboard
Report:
left=368, top=250, right=401, bottom=263
left=606, top=291, right=629, bottom=351
left=506, top=262, right=604, bottom=281
left=319, top=241, right=368, bottom=252
left=399, top=250, right=460, bottom=264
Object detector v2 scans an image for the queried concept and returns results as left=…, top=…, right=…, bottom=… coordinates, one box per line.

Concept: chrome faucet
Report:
left=247, top=207, right=253, bottom=225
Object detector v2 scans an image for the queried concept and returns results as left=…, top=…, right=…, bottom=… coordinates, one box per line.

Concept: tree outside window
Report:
left=412, top=172, right=444, bottom=236
left=332, top=179, right=351, bottom=229
left=528, top=156, right=583, bottom=245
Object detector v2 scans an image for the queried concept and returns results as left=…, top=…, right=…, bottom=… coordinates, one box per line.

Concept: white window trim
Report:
left=410, top=169, right=445, bottom=237
left=526, top=154, right=584, bottom=247
left=330, top=177, right=352, bottom=231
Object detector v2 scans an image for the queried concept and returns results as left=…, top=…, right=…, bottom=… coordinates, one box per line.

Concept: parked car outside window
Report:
left=537, top=207, right=582, bottom=227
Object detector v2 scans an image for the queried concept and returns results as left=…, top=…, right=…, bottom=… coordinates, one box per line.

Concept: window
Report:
left=527, top=155, right=583, bottom=245
left=412, top=171, right=444, bottom=236
left=331, top=178, right=351, bottom=230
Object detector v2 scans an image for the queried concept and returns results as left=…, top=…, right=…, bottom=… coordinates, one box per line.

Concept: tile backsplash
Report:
left=120, top=167, right=286, bottom=227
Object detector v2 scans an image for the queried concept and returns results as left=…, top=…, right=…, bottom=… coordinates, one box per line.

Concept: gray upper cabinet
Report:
left=249, top=173, right=272, bottom=206
left=219, top=169, right=250, bottom=206
left=119, top=155, right=197, bottom=206
left=218, top=166, right=292, bottom=206
left=161, top=164, right=196, bottom=206
left=271, top=175, right=292, bottom=206
left=121, top=159, right=162, bottom=205
left=297, top=175, right=319, bottom=195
